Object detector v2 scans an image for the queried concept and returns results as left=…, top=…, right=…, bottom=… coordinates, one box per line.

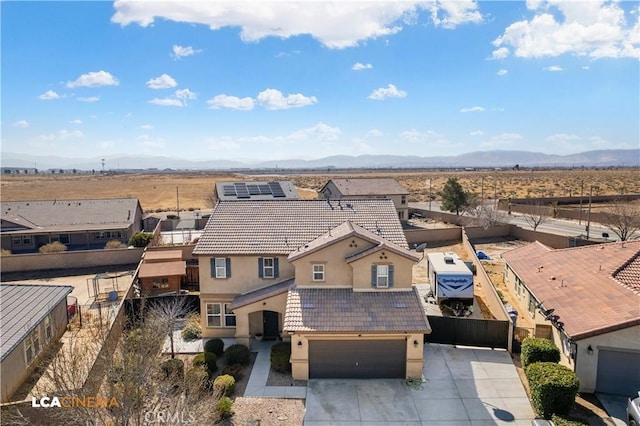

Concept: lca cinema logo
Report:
left=31, top=396, right=120, bottom=408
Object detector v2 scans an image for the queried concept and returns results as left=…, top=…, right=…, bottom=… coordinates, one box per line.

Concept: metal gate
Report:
left=424, top=316, right=510, bottom=349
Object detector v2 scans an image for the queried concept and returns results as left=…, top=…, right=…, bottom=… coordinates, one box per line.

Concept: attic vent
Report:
left=395, top=302, right=408, bottom=309
left=302, top=303, right=315, bottom=309
left=444, top=256, right=455, bottom=264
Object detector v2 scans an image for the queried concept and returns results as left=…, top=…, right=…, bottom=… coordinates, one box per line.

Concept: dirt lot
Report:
left=2, top=169, right=638, bottom=211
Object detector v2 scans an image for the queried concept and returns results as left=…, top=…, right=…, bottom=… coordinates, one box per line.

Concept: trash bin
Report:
left=108, top=291, right=118, bottom=302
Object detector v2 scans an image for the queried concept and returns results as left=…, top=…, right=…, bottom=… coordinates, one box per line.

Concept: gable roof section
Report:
left=193, top=199, right=407, bottom=256
left=229, top=278, right=295, bottom=310
left=138, top=261, right=186, bottom=278
left=322, top=178, right=409, bottom=196
left=503, top=240, right=640, bottom=340
left=1, top=284, right=73, bottom=361
left=284, top=286, right=430, bottom=333
left=1, top=198, right=141, bottom=234
left=612, top=250, right=640, bottom=293
left=288, top=220, right=418, bottom=262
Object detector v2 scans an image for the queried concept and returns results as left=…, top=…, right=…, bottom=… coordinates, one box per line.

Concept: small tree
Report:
left=438, top=177, right=470, bottom=216
left=128, top=231, right=153, bottom=247
left=470, top=205, right=509, bottom=229
left=151, top=296, right=191, bottom=359
left=522, top=201, right=550, bottom=231
left=600, top=201, right=640, bottom=241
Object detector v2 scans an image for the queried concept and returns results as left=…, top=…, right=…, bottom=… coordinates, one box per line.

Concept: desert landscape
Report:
left=1, top=168, right=638, bottom=212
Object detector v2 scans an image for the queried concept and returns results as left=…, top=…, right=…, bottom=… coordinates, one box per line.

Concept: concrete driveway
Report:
left=305, top=343, right=535, bottom=425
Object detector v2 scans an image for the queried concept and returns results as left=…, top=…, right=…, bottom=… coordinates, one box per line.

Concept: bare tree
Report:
left=600, top=201, right=640, bottom=241
left=470, top=205, right=510, bottom=229
left=150, top=296, right=191, bottom=359
left=522, top=202, right=551, bottom=231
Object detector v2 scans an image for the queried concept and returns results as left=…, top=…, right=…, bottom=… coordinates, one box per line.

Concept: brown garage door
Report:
left=596, top=349, right=640, bottom=395
left=309, top=340, right=406, bottom=379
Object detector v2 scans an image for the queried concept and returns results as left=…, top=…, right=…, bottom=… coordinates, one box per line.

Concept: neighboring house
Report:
left=192, top=199, right=430, bottom=380
left=503, top=240, right=640, bottom=395
left=0, top=284, right=73, bottom=402
left=1, top=198, right=144, bottom=253
left=137, top=249, right=187, bottom=297
left=318, top=178, right=410, bottom=221
left=214, top=181, right=299, bottom=201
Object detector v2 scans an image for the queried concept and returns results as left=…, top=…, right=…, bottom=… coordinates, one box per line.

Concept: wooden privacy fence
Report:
left=425, top=315, right=510, bottom=350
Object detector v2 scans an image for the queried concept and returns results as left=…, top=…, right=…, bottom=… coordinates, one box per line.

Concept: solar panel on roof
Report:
left=247, top=184, right=260, bottom=195
left=269, top=182, right=286, bottom=197
left=258, top=184, right=271, bottom=195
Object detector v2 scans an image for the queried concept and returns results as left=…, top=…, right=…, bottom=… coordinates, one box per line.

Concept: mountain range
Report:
left=1, top=149, right=638, bottom=171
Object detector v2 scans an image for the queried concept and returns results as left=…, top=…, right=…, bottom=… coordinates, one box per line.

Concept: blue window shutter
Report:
left=274, top=258, right=279, bottom=278
left=226, top=258, right=231, bottom=278
left=258, top=258, right=263, bottom=278
left=389, top=265, right=394, bottom=288
left=210, top=258, right=216, bottom=278
left=371, top=265, right=377, bottom=288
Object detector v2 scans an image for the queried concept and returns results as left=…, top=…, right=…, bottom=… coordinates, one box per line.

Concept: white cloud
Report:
left=137, top=134, right=165, bottom=148
left=175, top=88, right=197, bottom=100
left=148, top=98, right=184, bottom=107
left=366, top=129, right=383, bottom=138
left=39, top=90, right=60, bottom=100
left=368, top=84, right=407, bottom=100
left=256, top=88, right=317, bottom=110
left=70, top=119, right=83, bottom=125
left=172, top=44, right=201, bottom=59
left=12, top=120, right=30, bottom=128
left=544, top=65, right=564, bottom=71
left=140, top=124, right=153, bottom=130
left=66, top=70, right=119, bottom=88
left=146, top=73, right=177, bottom=89
left=460, top=106, right=485, bottom=113
left=112, top=2, right=482, bottom=49
left=497, top=69, right=508, bottom=76
left=77, top=96, right=100, bottom=103
left=470, top=130, right=484, bottom=136
left=400, top=129, right=438, bottom=142
left=492, top=133, right=524, bottom=142
left=582, top=65, right=591, bottom=70
left=352, top=62, right=373, bottom=71
left=289, top=122, right=340, bottom=141
left=490, top=47, right=509, bottom=59
left=207, top=94, right=255, bottom=110
left=545, top=133, right=581, bottom=143
left=492, top=1, right=640, bottom=59
left=38, top=129, right=84, bottom=141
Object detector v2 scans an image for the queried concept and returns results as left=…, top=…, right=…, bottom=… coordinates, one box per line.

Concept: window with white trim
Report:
left=206, top=303, right=236, bottom=328
left=401, top=195, right=407, bottom=205
left=12, top=235, right=32, bottom=246
left=44, top=314, right=52, bottom=340
left=377, top=265, right=389, bottom=288
left=313, top=264, right=325, bottom=281
left=25, top=327, right=41, bottom=365
left=215, top=258, right=227, bottom=278
left=263, top=258, right=274, bottom=278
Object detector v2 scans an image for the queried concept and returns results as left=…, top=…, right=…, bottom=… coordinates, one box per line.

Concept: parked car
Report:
left=628, top=392, right=640, bottom=426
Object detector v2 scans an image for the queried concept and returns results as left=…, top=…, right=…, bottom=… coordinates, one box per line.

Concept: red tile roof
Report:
left=503, top=241, right=640, bottom=340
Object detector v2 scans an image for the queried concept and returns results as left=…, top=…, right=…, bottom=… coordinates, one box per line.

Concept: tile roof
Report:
left=192, top=199, right=407, bottom=255
left=215, top=181, right=299, bottom=201
left=503, top=240, right=640, bottom=340
left=229, top=278, right=295, bottom=310
left=288, top=220, right=419, bottom=262
left=283, top=286, right=431, bottom=333
left=138, top=261, right=186, bottom=278
left=1, top=198, right=141, bottom=234
left=323, top=178, right=409, bottom=196
left=613, top=250, right=640, bottom=293
left=1, top=284, right=73, bottom=361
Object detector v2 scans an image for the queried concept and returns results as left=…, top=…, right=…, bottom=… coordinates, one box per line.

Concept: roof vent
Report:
left=395, top=302, right=408, bottom=309
left=444, top=256, right=454, bottom=264
left=302, top=303, right=315, bottom=309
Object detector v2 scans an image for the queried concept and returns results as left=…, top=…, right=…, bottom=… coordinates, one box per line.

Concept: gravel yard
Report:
left=222, top=398, right=305, bottom=426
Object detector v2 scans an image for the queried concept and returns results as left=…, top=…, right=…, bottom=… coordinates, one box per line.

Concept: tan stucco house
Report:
left=318, top=178, right=410, bottom=221
left=1, top=284, right=73, bottom=402
left=192, top=199, right=430, bottom=380
left=137, top=249, right=186, bottom=296
left=502, top=240, right=640, bottom=396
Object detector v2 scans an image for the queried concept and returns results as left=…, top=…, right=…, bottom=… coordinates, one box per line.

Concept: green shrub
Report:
left=160, top=358, right=184, bottom=380
left=213, top=374, right=235, bottom=398
left=270, top=342, right=292, bottom=373
left=39, top=241, right=67, bottom=253
left=551, top=415, right=588, bottom=426
left=204, top=338, right=224, bottom=356
left=105, top=239, right=126, bottom=249
left=192, top=352, right=217, bottom=375
left=525, top=362, right=579, bottom=419
left=185, top=366, right=210, bottom=393
left=215, top=396, right=233, bottom=419
left=225, top=344, right=250, bottom=366
left=220, top=363, right=245, bottom=381
left=128, top=231, right=154, bottom=248
left=521, top=337, right=561, bottom=368
left=181, top=321, right=202, bottom=340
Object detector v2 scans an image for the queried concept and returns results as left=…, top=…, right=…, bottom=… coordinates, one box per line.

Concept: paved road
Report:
left=410, top=202, right=617, bottom=240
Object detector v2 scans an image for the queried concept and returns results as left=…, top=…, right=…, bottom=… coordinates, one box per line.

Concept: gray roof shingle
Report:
left=1, top=198, right=141, bottom=234
left=283, top=286, right=431, bottom=333
left=229, top=278, right=295, bottom=310
left=323, top=178, right=409, bottom=196
left=193, top=199, right=407, bottom=255
left=1, top=284, right=73, bottom=361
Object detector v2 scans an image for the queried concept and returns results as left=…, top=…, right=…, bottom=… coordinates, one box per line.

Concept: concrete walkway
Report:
left=244, top=340, right=307, bottom=399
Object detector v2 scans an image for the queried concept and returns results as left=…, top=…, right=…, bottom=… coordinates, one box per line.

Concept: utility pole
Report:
left=578, top=180, right=584, bottom=225
left=481, top=176, right=485, bottom=205
left=428, top=179, right=432, bottom=211
left=176, top=186, right=180, bottom=218
left=493, top=178, right=498, bottom=208
left=586, top=184, right=593, bottom=240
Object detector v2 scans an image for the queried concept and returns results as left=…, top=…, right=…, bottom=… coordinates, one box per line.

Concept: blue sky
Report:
left=2, top=1, right=639, bottom=162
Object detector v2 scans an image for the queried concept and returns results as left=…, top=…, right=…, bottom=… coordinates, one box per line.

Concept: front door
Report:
left=263, top=311, right=279, bottom=340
